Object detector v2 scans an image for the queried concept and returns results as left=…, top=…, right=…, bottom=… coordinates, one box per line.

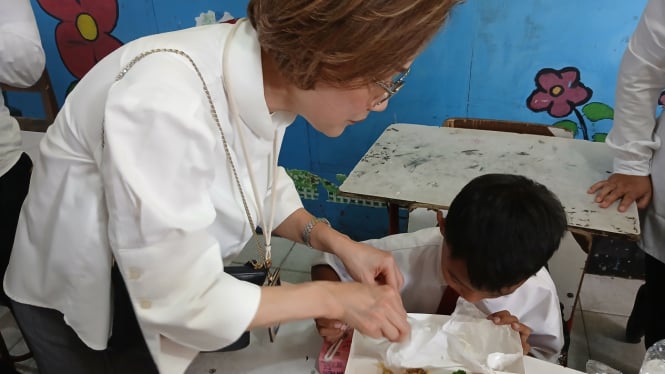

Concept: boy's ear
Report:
left=436, top=210, right=446, bottom=234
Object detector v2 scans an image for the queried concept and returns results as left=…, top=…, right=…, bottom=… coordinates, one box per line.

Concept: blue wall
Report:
left=9, top=0, right=648, bottom=240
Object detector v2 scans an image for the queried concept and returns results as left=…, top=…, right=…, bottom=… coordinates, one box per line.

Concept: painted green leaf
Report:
left=321, top=179, right=339, bottom=194
left=553, top=120, right=578, bottom=136
left=592, top=132, right=608, bottom=142
left=582, top=102, right=614, bottom=122
left=335, top=174, right=347, bottom=184
left=286, top=169, right=320, bottom=191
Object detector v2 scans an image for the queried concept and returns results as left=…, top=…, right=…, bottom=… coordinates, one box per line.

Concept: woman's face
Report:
left=284, top=64, right=412, bottom=137
left=294, top=82, right=390, bottom=137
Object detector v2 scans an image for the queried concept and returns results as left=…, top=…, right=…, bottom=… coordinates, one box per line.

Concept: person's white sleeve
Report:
left=476, top=268, right=564, bottom=363
left=0, top=0, right=45, bottom=86
left=102, top=54, right=260, bottom=351
left=265, top=166, right=303, bottom=230
left=607, top=0, right=665, bottom=175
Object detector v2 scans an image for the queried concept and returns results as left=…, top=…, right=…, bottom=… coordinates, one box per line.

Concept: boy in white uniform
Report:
left=313, top=174, right=565, bottom=362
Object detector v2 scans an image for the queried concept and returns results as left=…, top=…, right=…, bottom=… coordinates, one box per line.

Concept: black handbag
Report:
left=216, top=261, right=268, bottom=352
left=225, top=261, right=268, bottom=285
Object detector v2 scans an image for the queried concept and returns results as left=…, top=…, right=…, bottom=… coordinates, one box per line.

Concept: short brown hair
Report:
left=247, top=0, right=462, bottom=90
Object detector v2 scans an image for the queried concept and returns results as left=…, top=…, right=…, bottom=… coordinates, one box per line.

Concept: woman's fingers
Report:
left=331, top=282, right=410, bottom=342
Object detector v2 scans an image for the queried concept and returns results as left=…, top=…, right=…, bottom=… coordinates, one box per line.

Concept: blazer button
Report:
left=139, top=300, right=152, bottom=309
left=128, top=267, right=142, bottom=280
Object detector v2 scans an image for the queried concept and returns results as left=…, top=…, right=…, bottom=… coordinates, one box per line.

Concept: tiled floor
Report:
left=2, top=239, right=649, bottom=373
left=570, top=274, right=647, bottom=373
left=0, top=308, right=37, bottom=373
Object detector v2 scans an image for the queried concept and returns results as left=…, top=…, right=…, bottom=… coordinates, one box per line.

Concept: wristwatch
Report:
left=302, top=217, right=331, bottom=247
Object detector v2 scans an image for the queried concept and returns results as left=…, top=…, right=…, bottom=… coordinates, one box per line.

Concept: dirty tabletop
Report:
left=339, top=124, right=639, bottom=239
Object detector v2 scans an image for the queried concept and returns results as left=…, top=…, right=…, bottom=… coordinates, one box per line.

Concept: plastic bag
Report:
left=586, top=359, right=622, bottom=374
left=640, top=339, right=665, bottom=374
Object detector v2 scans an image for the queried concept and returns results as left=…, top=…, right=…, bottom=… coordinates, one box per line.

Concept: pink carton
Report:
left=316, top=333, right=354, bottom=374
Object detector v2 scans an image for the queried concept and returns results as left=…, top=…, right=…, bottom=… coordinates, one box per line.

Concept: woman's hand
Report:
left=588, top=173, right=652, bottom=212
left=333, top=240, right=404, bottom=290
left=251, top=280, right=409, bottom=343
left=325, top=281, right=410, bottom=342
left=487, top=310, right=532, bottom=355
left=273, top=209, right=404, bottom=290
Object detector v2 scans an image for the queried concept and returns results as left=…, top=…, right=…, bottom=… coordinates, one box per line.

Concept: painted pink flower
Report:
left=526, top=67, right=592, bottom=118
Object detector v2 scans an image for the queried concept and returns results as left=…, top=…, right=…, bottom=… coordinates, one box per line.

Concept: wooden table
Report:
left=339, top=123, right=640, bottom=240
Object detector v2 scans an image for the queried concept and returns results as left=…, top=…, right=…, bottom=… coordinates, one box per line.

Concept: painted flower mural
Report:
left=527, top=67, right=592, bottom=118
left=38, top=0, right=123, bottom=91
left=527, top=67, right=613, bottom=141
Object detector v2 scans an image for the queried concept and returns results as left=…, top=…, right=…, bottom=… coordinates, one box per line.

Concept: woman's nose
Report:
left=370, top=97, right=389, bottom=112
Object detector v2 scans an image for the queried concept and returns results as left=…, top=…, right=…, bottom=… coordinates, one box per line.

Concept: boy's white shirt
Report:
left=312, top=227, right=564, bottom=363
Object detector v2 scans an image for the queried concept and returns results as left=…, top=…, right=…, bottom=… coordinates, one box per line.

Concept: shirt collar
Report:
left=224, top=19, right=295, bottom=139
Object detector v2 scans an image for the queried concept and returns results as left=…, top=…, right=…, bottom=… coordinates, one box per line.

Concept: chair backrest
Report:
left=1, top=69, right=59, bottom=132
left=443, top=117, right=573, bottom=138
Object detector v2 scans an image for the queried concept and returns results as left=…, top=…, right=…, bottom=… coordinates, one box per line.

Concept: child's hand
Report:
left=487, top=310, right=532, bottom=355
left=588, top=173, right=652, bottom=211
left=315, top=318, right=349, bottom=343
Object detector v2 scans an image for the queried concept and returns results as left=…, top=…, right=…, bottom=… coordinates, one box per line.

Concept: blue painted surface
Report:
left=7, top=0, right=649, bottom=240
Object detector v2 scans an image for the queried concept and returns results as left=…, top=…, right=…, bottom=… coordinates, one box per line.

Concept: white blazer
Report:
left=5, top=20, right=302, bottom=373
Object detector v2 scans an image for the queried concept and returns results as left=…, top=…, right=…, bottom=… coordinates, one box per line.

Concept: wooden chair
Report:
left=1, top=69, right=59, bottom=132
left=443, top=117, right=574, bottom=138
left=442, top=117, right=587, bottom=367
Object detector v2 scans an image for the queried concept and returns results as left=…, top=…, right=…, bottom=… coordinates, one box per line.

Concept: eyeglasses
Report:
left=374, top=67, right=411, bottom=105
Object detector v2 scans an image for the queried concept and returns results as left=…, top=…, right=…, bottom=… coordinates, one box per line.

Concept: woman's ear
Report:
left=436, top=210, right=446, bottom=234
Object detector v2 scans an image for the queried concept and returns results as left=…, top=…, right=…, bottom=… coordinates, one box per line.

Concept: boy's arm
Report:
left=311, top=264, right=349, bottom=342
left=311, top=264, right=342, bottom=282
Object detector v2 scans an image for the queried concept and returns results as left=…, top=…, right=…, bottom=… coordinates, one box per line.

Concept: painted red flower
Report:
left=526, top=67, right=592, bottom=118
left=38, top=0, right=123, bottom=79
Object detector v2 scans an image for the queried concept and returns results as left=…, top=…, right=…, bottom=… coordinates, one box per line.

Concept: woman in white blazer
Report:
left=3, top=0, right=462, bottom=373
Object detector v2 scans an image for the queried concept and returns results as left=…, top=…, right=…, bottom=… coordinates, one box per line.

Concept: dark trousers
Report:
left=10, top=265, right=159, bottom=374
left=0, top=152, right=32, bottom=305
left=644, top=253, right=665, bottom=349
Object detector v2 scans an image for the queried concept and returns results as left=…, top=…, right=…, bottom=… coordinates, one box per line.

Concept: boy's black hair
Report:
left=443, top=173, right=567, bottom=293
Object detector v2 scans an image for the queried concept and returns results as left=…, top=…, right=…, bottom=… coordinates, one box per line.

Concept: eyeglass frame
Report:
left=374, top=67, right=411, bottom=104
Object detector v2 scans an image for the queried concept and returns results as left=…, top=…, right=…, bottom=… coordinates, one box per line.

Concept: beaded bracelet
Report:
left=302, top=217, right=331, bottom=247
